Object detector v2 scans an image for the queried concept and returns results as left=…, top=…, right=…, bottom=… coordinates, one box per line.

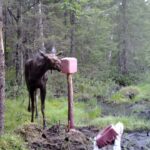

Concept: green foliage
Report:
left=111, top=86, right=140, bottom=103
left=74, top=74, right=117, bottom=101
left=5, top=67, right=16, bottom=87
left=6, top=85, right=28, bottom=99
left=0, top=134, right=27, bottom=150
left=62, top=0, right=82, bottom=14
left=112, top=73, right=140, bottom=86
left=120, top=86, right=139, bottom=98
left=134, top=83, right=150, bottom=101
left=111, top=92, right=126, bottom=103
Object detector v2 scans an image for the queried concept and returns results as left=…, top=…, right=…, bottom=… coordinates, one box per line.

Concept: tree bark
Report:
left=15, top=1, right=23, bottom=85
left=69, top=6, right=76, bottom=56
left=0, top=0, right=5, bottom=135
left=118, top=0, right=128, bottom=75
left=3, top=5, right=7, bottom=62
left=38, top=0, right=45, bottom=52
left=63, top=3, right=68, bottom=40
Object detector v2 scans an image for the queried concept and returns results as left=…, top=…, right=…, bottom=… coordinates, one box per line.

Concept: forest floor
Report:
left=16, top=100, right=150, bottom=150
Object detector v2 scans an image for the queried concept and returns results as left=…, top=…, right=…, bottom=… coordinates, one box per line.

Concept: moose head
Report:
left=39, top=51, right=62, bottom=72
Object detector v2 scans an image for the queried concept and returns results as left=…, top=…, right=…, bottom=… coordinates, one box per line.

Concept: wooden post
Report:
left=67, top=73, right=74, bottom=129
left=61, top=57, right=77, bottom=131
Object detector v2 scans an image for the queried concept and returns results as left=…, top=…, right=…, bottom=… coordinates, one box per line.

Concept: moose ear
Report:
left=56, top=51, right=63, bottom=56
left=40, top=51, right=48, bottom=58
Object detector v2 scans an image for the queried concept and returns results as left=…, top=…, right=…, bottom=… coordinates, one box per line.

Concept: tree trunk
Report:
left=118, top=0, right=128, bottom=75
left=64, top=3, right=68, bottom=40
left=0, top=0, right=5, bottom=135
left=3, top=5, right=8, bottom=63
left=38, top=0, right=45, bottom=52
left=15, top=1, right=23, bottom=85
left=69, top=7, right=75, bottom=56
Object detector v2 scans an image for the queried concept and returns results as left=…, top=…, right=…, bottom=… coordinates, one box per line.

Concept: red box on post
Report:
left=61, top=57, right=77, bottom=74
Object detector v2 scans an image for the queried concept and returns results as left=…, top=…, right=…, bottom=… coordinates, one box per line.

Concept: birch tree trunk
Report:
left=0, top=0, right=5, bottom=135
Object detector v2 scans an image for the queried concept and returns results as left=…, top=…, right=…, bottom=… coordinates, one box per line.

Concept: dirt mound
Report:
left=16, top=124, right=150, bottom=150
left=16, top=124, right=93, bottom=150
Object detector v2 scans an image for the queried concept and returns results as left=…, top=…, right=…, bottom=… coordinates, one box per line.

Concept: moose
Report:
left=25, top=51, right=62, bottom=128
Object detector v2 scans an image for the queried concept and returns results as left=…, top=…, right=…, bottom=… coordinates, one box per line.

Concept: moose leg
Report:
left=30, top=91, right=35, bottom=122
left=28, top=95, right=31, bottom=112
left=40, top=87, right=46, bottom=129
left=35, top=90, right=38, bottom=118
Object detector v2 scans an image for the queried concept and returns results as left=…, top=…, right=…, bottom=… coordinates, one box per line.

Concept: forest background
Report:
left=0, top=0, right=150, bottom=148
left=3, top=0, right=150, bottom=100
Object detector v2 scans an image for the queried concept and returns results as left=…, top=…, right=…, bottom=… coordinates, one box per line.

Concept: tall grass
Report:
left=5, top=97, right=101, bottom=131
left=134, top=83, right=150, bottom=101
left=89, top=116, right=150, bottom=131
left=5, top=99, right=30, bottom=132
left=0, top=134, right=27, bottom=150
left=45, top=98, right=101, bottom=126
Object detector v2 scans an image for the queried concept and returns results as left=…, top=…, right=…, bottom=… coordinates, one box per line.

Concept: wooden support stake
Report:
left=67, top=73, right=74, bottom=130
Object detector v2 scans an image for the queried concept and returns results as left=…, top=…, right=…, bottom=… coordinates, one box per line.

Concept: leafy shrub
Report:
left=120, top=86, right=140, bottom=99
left=74, top=74, right=116, bottom=102
left=111, top=86, right=140, bottom=103
left=112, top=73, right=140, bottom=86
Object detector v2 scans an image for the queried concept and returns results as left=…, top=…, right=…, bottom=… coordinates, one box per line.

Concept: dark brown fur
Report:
left=25, top=52, right=61, bottom=128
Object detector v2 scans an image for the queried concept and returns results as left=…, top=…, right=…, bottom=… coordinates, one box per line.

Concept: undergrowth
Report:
left=0, top=134, right=27, bottom=150
left=110, top=84, right=150, bottom=104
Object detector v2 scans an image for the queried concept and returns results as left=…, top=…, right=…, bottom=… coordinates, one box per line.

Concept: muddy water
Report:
left=99, top=99, right=150, bottom=119
left=98, top=100, right=150, bottom=150
left=122, top=132, right=150, bottom=150
left=99, top=101, right=131, bottom=117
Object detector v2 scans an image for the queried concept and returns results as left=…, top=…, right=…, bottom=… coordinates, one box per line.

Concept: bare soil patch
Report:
left=16, top=124, right=150, bottom=150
